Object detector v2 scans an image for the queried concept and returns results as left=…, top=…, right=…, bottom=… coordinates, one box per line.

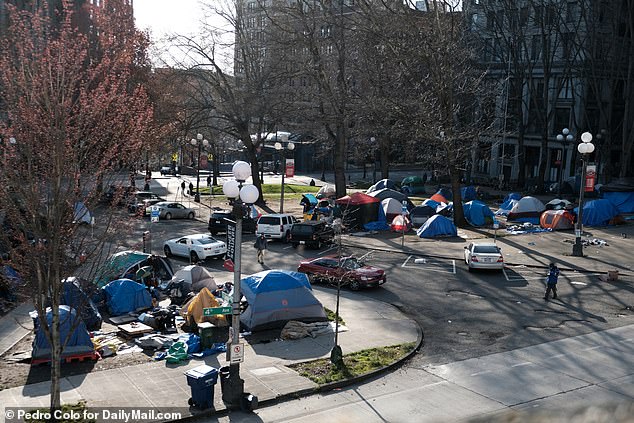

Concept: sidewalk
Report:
left=0, top=303, right=33, bottom=357
left=0, top=289, right=420, bottom=421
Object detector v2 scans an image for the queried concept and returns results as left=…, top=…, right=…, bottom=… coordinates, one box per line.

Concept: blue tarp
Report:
left=436, top=187, right=453, bottom=201
left=500, top=192, right=522, bottom=210
left=61, top=278, right=102, bottom=331
left=461, top=186, right=477, bottom=202
left=301, top=194, right=318, bottom=206
left=31, top=305, right=94, bottom=360
left=363, top=204, right=390, bottom=231
left=603, top=191, right=634, bottom=214
left=575, top=199, right=619, bottom=227
left=102, top=279, right=152, bottom=316
left=422, top=199, right=440, bottom=209
left=463, top=200, right=495, bottom=227
left=240, top=270, right=327, bottom=331
left=416, top=215, right=458, bottom=238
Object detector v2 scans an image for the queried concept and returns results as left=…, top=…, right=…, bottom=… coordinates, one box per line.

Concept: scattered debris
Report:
left=563, top=238, right=609, bottom=246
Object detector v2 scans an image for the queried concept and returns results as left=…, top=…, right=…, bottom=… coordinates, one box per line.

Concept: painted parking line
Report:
left=318, top=245, right=338, bottom=256
left=401, top=255, right=456, bottom=274
left=503, top=267, right=602, bottom=282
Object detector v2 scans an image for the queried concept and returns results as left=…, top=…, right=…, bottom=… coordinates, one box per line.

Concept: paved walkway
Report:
left=0, top=303, right=33, bottom=357
left=0, top=289, right=420, bottom=421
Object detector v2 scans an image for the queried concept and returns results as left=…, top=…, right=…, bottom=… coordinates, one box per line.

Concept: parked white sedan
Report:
left=146, top=202, right=195, bottom=220
left=163, top=234, right=226, bottom=262
left=464, top=242, right=504, bottom=272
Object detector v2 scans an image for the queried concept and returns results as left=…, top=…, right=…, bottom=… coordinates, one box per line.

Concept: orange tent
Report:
left=540, top=210, right=574, bottom=230
left=430, top=193, right=448, bottom=204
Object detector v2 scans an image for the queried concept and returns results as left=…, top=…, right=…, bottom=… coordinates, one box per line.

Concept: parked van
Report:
left=256, top=214, right=298, bottom=242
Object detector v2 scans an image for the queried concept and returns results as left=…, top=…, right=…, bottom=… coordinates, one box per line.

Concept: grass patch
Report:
left=24, top=402, right=95, bottom=423
left=288, top=343, right=416, bottom=385
left=323, top=307, right=345, bottom=326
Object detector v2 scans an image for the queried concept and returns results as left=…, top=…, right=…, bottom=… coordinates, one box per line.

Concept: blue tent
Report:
left=461, top=186, right=477, bottom=202
left=500, top=192, right=522, bottom=210
left=417, top=215, right=458, bottom=238
left=31, top=306, right=94, bottom=361
left=422, top=199, right=440, bottom=209
left=436, top=187, right=453, bottom=201
left=364, top=203, right=390, bottom=231
left=463, top=200, right=495, bottom=227
left=575, top=199, right=619, bottom=227
left=61, top=278, right=102, bottom=331
left=603, top=192, right=634, bottom=214
left=102, top=279, right=152, bottom=316
left=240, top=270, right=327, bottom=331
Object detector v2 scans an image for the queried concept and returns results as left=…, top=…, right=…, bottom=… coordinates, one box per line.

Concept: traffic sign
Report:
left=230, top=343, right=244, bottom=364
left=203, top=306, right=232, bottom=316
left=151, top=206, right=160, bottom=223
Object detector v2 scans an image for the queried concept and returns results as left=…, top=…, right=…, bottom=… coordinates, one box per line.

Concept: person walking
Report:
left=188, top=182, right=194, bottom=196
left=544, top=262, right=560, bottom=300
left=254, top=234, right=268, bottom=265
left=180, top=181, right=186, bottom=198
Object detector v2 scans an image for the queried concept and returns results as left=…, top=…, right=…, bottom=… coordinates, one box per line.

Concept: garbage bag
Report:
left=165, top=341, right=188, bottom=363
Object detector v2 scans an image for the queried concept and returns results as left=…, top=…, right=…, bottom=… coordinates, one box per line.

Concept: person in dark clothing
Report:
left=188, top=182, right=194, bottom=196
left=544, top=262, right=559, bottom=300
left=180, top=181, right=186, bottom=196
left=254, top=234, right=268, bottom=264
left=207, top=175, right=212, bottom=187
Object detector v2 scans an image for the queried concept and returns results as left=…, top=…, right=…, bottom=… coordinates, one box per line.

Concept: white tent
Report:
left=507, top=196, right=546, bottom=221
left=73, top=202, right=92, bottom=224
left=545, top=198, right=572, bottom=210
left=381, top=198, right=402, bottom=217
left=170, top=265, right=217, bottom=292
left=316, top=184, right=336, bottom=198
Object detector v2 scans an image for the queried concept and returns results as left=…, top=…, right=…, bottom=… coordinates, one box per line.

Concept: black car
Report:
left=290, top=220, right=335, bottom=249
left=127, top=192, right=165, bottom=214
left=208, top=210, right=256, bottom=235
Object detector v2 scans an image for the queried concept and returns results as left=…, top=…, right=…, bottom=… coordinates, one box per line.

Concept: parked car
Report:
left=297, top=255, right=386, bottom=291
left=256, top=213, right=298, bottom=242
left=163, top=233, right=226, bottom=262
left=464, top=242, right=504, bottom=272
left=127, top=192, right=165, bottom=214
left=208, top=209, right=257, bottom=235
left=290, top=220, right=335, bottom=249
left=160, top=166, right=175, bottom=176
left=145, top=202, right=195, bottom=220
left=101, top=184, right=135, bottom=206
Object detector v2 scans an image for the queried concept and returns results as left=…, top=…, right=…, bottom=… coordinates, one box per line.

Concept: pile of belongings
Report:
left=280, top=321, right=337, bottom=340
left=563, top=238, right=609, bottom=247
left=138, top=305, right=179, bottom=332
left=505, top=222, right=550, bottom=235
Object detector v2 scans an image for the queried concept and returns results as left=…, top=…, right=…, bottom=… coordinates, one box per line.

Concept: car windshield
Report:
left=196, top=237, right=217, bottom=245
left=474, top=245, right=500, bottom=254
left=341, top=258, right=361, bottom=270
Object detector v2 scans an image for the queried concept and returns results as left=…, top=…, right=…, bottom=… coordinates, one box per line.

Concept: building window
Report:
left=554, top=107, right=571, bottom=130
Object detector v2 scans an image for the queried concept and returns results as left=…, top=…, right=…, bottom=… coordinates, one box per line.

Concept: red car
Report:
left=297, top=255, right=386, bottom=291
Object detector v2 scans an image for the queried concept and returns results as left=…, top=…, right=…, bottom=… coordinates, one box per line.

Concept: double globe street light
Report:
left=191, top=134, right=209, bottom=203
left=220, top=161, right=259, bottom=410
left=572, top=132, right=595, bottom=257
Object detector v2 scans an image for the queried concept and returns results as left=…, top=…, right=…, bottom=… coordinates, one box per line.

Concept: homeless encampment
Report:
left=391, top=215, right=411, bottom=232
left=73, top=202, right=92, bottom=224
left=545, top=198, right=573, bottom=210
left=368, top=188, right=409, bottom=202
left=461, top=186, right=477, bottom=202
left=410, top=205, right=435, bottom=227
left=540, top=210, right=575, bottom=230
left=601, top=177, right=634, bottom=214
left=575, top=199, right=620, bottom=226
left=240, top=270, right=327, bottom=331
left=180, top=287, right=228, bottom=327
left=94, top=250, right=174, bottom=288
left=61, top=277, right=102, bottom=331
left=463, top=200, right=495, bottom=227
left=335, top=192, right=380, bottom=230
left=300, top=194, right=318, bottom=213
left=31, top=305, right=95, bottom=362
left=169, top=265, right=217, bottom=293
left=367, top=179, right=399, bottom=193
left=430, top=187, right=453, bottom=204
left=496, top=192, right=522, bottom=216
left=102, top=279, right=152, bottom=316
left=316, top=184, right=336, bottom=199
left=381, top=198, right=403, bottom=222
left=401, top=176, right=426, bottom=195
left=507, top=196, right=545, bottom=223
left=416, top=215, right=458, bottom=238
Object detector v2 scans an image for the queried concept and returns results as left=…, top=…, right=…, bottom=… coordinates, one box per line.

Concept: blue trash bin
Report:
left=185, top=365, right=219, bottom=409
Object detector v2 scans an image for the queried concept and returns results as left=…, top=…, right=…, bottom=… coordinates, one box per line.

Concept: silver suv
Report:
left=256, top=213, right=298, bottom=242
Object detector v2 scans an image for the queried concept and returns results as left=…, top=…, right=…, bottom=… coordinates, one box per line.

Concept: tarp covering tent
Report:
left=94, top=251, right=174, bottom=288
left=73, top=202, right=92, bottom=224
left=575, top=199, right=620, bottom=226
left=316, top=184, right=336, bottom=199
left=416, top=215, right=458, bottom=238
left=422, top=199, right=440, bottom=209
left=410, top=205, right=435, bottom=227
left=180, top=287, right=228, bottom=326
left=61, top=277, right=102, bottom=331
left=507, top=196, right=546, bottom=223
left=545, top=198, right=573, bottom=210
left=169, top=265, right=217, bottom=292
left=336, top=192, right=380, bottom=230
left=600, top=177, right=634, bottom=192
left=102, top=279, right=152, bottom=316
left=500, top=192, right=522, bottom=210
left=363, top=204, right=390, bottom=231
left=31, top=305, right=94, bottom=361
left=496, top=199, right=519, bottom=216
left=463, top=201, right=495, bottom=227
left=391, top=215, right=411, bottom=232
left=240, top=270, right=327, bottom=331
left=600, top=177, right=634, bottom=213
left=367, top=179, right=398, bottom=193
left=368, top=188, right=409, bottom=203
left=430, top=187, right=452, bottom=204
left=300, top=194, right=318, bottom=213
left=540, top=210, right=575, bottom=230
left=461, top=186, right=477, bottom=202
left=401, top=176, right=426, bottom=195
left=436, top=202, right=453, bottom=217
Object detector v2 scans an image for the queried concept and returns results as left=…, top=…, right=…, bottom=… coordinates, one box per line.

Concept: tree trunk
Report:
left=50, top=304, right=61, bottom=411
left=334, top=127, right=347, bottom=198
left=516, top=126, right=527, bottom=189
left=536, top=130, right=549, bottom=193
left=380, top=139, right=390, bottom=179
left=450, top=168, right=467, bottom=228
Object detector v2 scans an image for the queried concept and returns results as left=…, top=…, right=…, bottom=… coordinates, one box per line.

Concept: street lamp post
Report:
left=221, top=161, right=259, bottom=410
left=274, top=139, right=295, bottom=213
left=190, top=134, right=209, bottom=203
left=556, top=128, right=574, bottom=198
left=572, top=132, right=595, bottom=257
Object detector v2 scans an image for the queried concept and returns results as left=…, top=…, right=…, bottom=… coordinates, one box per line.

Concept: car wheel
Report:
left=349, top=279, right=361, bottom=291
left=190, top=251, right=199, bottom=263
left=164, top=212, right=172, bottom=220
left=164, top=246, right=172, bottom=257
left=188, top=212, right=195, bottom=220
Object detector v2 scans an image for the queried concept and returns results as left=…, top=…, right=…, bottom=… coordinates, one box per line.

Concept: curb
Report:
left=178, top=318, right=424, bottom=422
